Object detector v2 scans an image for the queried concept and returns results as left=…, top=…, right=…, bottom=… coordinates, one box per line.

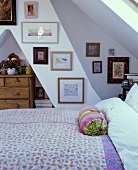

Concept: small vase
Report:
left=7, top=68, right=16, bottom=75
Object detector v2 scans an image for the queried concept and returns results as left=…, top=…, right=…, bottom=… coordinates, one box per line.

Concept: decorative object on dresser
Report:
left=107, top=57, right=129, bottom=83
left=0, top=74, right=35, bottom=110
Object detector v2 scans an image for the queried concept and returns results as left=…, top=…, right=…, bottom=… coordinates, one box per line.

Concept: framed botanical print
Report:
left=107, top=57, right=129, bottom=83
left=86, top=43, right=100, bottom=57
left=58, top=78, right=84, bottom=104
left=0, top=0, right=16, bottom=25
left=33, top=47, right=48, bottom=64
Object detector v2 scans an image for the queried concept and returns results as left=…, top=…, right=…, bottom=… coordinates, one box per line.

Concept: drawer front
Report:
left=0, top=100, right=29, bottom=109
left=0, top=78, right=4, bottom=87
left=5, top=78, right=29, bottom=87
left=0, top=88, right=29, bottom=99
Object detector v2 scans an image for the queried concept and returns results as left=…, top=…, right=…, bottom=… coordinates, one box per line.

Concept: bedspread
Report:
left=0, top=108, right=123, bottom=170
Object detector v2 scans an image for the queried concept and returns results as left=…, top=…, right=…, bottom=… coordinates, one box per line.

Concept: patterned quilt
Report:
left=0, top=108, right=124, bottom=170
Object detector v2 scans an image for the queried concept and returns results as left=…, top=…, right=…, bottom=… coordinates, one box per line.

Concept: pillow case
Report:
left=125, top=83, right=138, bottom=113
left=79, top=107, right=108, bottom=136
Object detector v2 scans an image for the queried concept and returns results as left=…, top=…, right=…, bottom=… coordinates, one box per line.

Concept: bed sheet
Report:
left=0, top=108, right=123, bottom=170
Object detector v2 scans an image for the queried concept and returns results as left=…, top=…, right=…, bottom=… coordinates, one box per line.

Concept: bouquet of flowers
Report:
left=1, top=57, right=19, bottom=69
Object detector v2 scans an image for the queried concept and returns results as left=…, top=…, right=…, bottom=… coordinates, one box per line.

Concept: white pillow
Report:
left=125, top=83, right=138, bottom=112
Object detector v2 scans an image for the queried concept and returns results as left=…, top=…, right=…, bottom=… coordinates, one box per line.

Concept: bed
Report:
left=1, top=84, right=138, bottom=170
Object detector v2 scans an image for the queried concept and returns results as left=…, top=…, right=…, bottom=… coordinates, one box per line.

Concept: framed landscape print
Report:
left=0, top=0, right=16, bottom=25
left=24, top=1, right=38, bottom=19
left=107, top=57, right=129, bottom=83
left=50, top=51, right=72, bottom=71
left=22, top=22, right=58, bottom=43
left=58, top=78, right=84, bottom=104
left=86, top=43, right=100, bottom=57
left=33, top=47, right=48, bottom=64
left=92, top=61, right=102, bottom=73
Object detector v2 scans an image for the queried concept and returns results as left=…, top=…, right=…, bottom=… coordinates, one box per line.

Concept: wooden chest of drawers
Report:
left=0, top=74, right=35, bottom=110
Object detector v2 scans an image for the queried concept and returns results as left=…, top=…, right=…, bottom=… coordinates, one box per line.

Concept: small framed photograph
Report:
left=24, top=1, right=38, bottom=19
left=58, top=78, right=84, bottom=104
left=0, top=0, right=16, bottom=25
left=33, top=47, right=48, bottom=64
left=108, top=48, right=115, bottom=56
left=107, top=57, right=129, bottom=83
left=22, top=22, right=58, bottom=43
left=92, top=61, right=102, bottom=73
left=35, top=87, right=45, bottom=99
left=86, top=43, right=100, bottom=57
left=50, top=51, right=72, bottom=71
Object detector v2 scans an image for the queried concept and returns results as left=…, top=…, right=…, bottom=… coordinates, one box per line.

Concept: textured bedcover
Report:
left=0, top=108, right=123, bottom=170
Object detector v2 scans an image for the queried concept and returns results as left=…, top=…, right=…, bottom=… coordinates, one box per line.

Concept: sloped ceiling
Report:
left=70, top=0, right=138, bottom=59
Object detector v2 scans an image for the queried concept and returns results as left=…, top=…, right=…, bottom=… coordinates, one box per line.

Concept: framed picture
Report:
left=107, top=57, right=129, bottom=84
left=86, top=43, right=100, bottom=57
left=108, top=48, right=115, bottom=56
left=33, top=47, right=48, bottom=64
left=24, top=1, right=38, bottom=19
left=0, top=0, right=16, bottom=25
left=50, top=51, right=72, bottom=71
left=35, top=87, right=45, bottom=99
left=22, top=22, right=58, bottom=43
left=92, top=61, right=102, bottom=73
left=58, top=78, right=84, bottom=104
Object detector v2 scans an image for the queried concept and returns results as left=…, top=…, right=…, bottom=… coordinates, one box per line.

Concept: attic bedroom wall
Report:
left=50, top=0, right=138, bottom=99
left=0, top=0, right=101, bottom=108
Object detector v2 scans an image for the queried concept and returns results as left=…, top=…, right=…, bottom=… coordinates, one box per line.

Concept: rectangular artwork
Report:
left=86, top=43, right=100, bottom=57
left=92, top=61, right=102, bottom=73
left=22, top=22, right=58, bottom=43
left=108, top=48, right=115, bottom=57
left=33, top=47, right=48, bottom=64
left=107, top=57, right=129, bottom=83
left=58, top=78, right=84, bottom=104
left=0, top=0, right=16, bottom=25
left=35, top=87, right=45, bottom=99
left=24, top=1, right=38, bottom=19
left=50, top=51, right=72, bottom=71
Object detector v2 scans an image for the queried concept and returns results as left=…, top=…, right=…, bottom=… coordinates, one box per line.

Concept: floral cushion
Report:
left=79, top=107, right=108, bottom=136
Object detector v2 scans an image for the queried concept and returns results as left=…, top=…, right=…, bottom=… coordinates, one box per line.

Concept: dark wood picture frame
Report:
left=86, top=43, right=100, bottom=57
left=107, top=57, right=129, bottom=84
left=35, top=87, right=45, bottom=99
left=58, top=78, right=84, bottom=104
left=92, top=61, right=102, bottom=73
left=33, top=47, right=48, bottom=64
left=0, top=0, right=16, bottom=25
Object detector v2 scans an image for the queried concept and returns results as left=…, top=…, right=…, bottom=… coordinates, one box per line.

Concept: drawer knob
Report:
left=16, top=78, right=20, bottom=83
left=15, top=103, right=19, bottom=108
left=16, top=92, right=20, bottom=95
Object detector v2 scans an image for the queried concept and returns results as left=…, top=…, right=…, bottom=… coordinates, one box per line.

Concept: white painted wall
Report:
left=0, top=0, right=101, bottom=108
left=51, top=0, right=138, bottom=99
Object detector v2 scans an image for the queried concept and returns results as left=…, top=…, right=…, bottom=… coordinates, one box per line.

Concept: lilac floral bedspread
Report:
left=0, top=108, right=124, bottom=169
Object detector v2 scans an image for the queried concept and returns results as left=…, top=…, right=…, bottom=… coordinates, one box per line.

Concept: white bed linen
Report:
left=95, top=97, right=138, bottom=170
